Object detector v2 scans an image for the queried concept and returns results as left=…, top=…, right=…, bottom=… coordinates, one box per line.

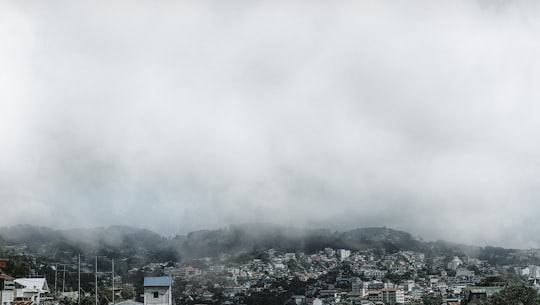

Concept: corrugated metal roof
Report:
left=14, top=278, right=49, bottom=292
left=144, top=276, right=172, bottom=287
left=115, top=301, right=143, bottom=305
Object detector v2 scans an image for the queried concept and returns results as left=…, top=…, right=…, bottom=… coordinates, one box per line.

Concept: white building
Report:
left=143, top=277, right=172, bottom=305
left=447, top=257, right=462, bottom=270
left=13, top=278, right=49, bottom=305
left=339, top=249, right=351, bottom=260
left=381, top=288, right=405, bottom=305
left=1, top=274, right=15, bottom=305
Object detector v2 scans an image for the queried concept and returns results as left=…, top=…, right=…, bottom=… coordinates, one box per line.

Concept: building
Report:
left=351, top=278, right=363, bottom=296
left=339, top=250, right=351, bottom=260
left=290, top=295, right=306, bottom=305
left=447, top=257, right=462, bottom=270
left=364, top=269, right=388, bottom=279
left=182, top=266, right=202, bottom=278
left=381, top=288, right=404, bottom=305
left=143, top=277, right=172, bottom=305
left=463, top=287, right=502, bottom=305
left=367, top=291, right=383, bottom=303
left=13, top=278, right=50, bottom=305
left=1, top=274, right=15, bottom=305
left=367, top=288, right=405, bottom=305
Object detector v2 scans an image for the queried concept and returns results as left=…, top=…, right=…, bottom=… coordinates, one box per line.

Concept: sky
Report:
left=1, top=0, right=540, bottom=248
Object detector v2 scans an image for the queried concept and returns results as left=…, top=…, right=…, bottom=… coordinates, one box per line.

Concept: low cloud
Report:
left=1, top=1, right=540, bottom=248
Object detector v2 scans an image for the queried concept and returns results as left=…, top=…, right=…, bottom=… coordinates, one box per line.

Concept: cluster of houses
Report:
left=0, top=259, right=51, bottom=305
left=1, top=257, right=172, bottom=305
left=131, top=247, right=534, bottom=305
left=4, top=245, right=540, bottom=305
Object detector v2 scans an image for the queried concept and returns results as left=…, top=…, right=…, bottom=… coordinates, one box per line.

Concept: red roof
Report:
left=0, top=273, right=14, bottom=280
left=12, top=302, right=33, bottom=305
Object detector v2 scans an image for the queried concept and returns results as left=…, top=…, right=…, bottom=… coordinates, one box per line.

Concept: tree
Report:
left=422, top=294, right=442, bottom=305
left=4, top=254, right=31, bottom=277
left=478, top=285, right=540, bottom=305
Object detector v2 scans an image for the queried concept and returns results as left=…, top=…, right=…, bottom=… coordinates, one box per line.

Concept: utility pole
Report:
left=78, top=254, right=81, bottom=305
left=54, top=263, right=58, bottom=292
left=95, top=256, right=98, bottom=305
left=62, top=264, right=66, bottom=293
left=112, top=259, right=115, bottom=305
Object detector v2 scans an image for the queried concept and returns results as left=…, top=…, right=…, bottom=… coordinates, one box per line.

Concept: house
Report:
left=182, top=266, right=202, bottom=278
left=201, top=291, right=214, bottom=302
left=143, top=277, right=172, bottom=305
left=442, top=298, right=461, bottom=305
left=1, top=273, right=15, bottom=305
left=290, top=295, right=306, bottom=305
left=13, top=278, right=49, bottom=305
left=363, top=269, right=388, bottom=279
left=463, top=287, right=502, bottom=305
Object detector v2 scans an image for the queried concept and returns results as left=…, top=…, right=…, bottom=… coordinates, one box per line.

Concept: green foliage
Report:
left=477, top=275, right=508, bottom=287
left=422, top=294, right=442, bottom=305
left=3, top=254, right=31, bottom=277
left=386, top=270, right=414, bottom=284
left=121, top=285, right=136, bottom=300
left=172, top=278, right=197, bottom=305
left=478, top=285, right=540, bottom=305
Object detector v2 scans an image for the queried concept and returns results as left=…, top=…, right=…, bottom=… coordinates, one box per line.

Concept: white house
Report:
left=143, top=277, right=172, bottom=305
left=1, top=274, right=15, bottom=305
left=13, top=278, right=49, bottom=305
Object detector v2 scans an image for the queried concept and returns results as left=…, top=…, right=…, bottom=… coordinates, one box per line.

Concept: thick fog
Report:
left=1, top=0, right=540, bottom=248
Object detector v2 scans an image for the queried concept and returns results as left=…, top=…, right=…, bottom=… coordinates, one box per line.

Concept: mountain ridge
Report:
left=0, top=223, right=519, bottom=264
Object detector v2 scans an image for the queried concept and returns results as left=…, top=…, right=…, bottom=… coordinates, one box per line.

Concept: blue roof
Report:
left=144, top=276, right=172, bottom=287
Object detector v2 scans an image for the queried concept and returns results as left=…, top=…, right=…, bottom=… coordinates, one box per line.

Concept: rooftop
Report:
left=144, top=276, right=172, bottom=287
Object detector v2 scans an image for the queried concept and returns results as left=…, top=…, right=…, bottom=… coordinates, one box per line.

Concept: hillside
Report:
left=0, top=223, right=522, bottom=266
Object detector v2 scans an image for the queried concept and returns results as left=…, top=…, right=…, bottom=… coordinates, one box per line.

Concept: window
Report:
left=153, top=292, right=159, bottom=298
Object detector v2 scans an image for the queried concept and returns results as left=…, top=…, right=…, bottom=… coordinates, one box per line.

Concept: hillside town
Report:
left=3, top=242, right=540, bottom=305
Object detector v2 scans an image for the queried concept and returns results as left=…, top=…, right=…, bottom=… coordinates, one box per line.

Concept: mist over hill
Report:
left=0, top=223, right=515, bottom=264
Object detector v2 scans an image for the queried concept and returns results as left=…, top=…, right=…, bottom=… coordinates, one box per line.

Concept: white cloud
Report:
left=1, top=0, right=540, bottom=247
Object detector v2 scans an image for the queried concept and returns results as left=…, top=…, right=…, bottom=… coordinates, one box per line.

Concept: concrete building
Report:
left=0, top=274, right=15, bottom=305
left=381, top=288, right=404, bottom=304
left=367, top=291, right=383, bottom=303
left=351, top=278, right=362, bottom=296
left=143, top=277, right=172, bottom=305
left=339, top=250, right=351, bottom=260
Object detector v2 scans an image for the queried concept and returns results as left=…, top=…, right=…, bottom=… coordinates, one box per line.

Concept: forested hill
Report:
left=0, top=223, right=521, bottom=265
left=176, top=224, right=430, bottom=258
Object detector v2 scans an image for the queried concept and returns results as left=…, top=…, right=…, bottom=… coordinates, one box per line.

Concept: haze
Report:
left=1, top=0, right=540, bottom=248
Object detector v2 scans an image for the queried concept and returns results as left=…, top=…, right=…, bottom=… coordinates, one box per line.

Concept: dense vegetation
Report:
left=478, top=285, right=540, bottom=305
left=2, top=223, right=540, bottom=304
